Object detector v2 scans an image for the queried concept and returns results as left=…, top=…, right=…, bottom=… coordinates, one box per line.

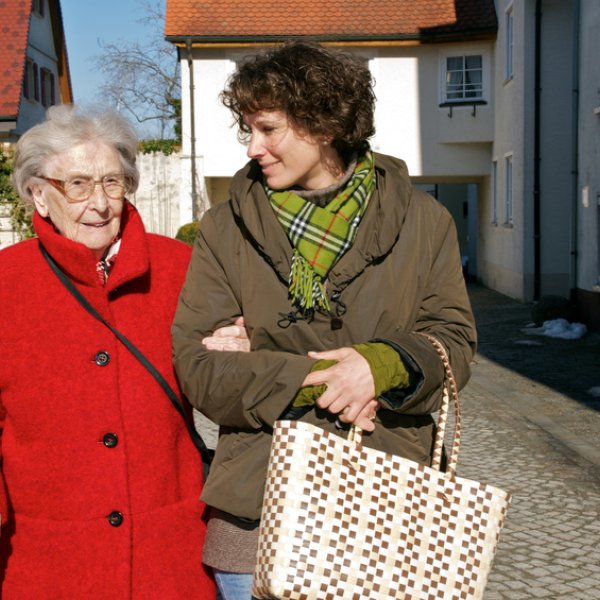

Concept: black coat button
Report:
left=107, top=511, right=123, bottom=527
left=102, top=433, right=118, bottom=448
left=95, top=351, right=110, bottom=367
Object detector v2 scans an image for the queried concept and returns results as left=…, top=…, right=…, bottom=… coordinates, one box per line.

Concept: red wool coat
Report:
left=0, top=203, right=215, bottom=599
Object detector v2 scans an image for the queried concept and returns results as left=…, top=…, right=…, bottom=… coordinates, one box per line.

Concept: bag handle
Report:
left=348, top=332, right=461, bottom=478
left=416, top=333, right=461, bottom=477
left=39, top=243, right=213, bottom=474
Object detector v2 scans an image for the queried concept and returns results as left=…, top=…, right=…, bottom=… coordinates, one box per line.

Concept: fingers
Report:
left=309, top=349, right=375, bottom=410
left=336, top=399, right=379, bottom=432
left=354, top=414, right=376, bottom=432
left=212, top=324, right=244, bottom=338
left=203, top=317, right=250, bottom=352
left=301, top=369, right=329, bottom=388
left=336, top=399, right=379, bottom=424
left=353, top=399, right=380, bottom=432
left=202, top=335, right=249, bottom=352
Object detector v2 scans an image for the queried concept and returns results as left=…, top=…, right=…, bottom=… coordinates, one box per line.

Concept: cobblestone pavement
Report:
left=196, top=283, right=600, bottom=599
left=461, top=284, right=600, bottom=599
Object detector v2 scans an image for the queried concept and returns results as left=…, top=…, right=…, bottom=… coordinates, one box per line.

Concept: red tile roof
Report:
left=165, top=0, right=497, bottom=43
left=0, top=0, right=31, bottom=119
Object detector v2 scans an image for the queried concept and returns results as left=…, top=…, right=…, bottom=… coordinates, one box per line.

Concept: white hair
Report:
left=12, top=104, right=140, bottom=202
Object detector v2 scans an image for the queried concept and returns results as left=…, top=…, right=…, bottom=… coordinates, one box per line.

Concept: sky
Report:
left=60, top=0, right=162, bottom=134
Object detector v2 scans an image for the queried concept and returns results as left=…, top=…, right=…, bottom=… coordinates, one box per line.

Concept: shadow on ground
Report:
left=467, top=282, right=600, bottom=410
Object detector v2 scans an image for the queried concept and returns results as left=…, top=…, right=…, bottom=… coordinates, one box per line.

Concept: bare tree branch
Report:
left=93, top=0, right=180, bottom=140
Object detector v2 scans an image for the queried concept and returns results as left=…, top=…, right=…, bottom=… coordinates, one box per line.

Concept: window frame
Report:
left=23, top=58, right=40, bottom=102
left=40, top=68, right=56, bottom=108
left=440, top=52, right=486, bottom=105
left=32, top=0, right=44, bottom=17
left=504, top=153, right=513, bottom=226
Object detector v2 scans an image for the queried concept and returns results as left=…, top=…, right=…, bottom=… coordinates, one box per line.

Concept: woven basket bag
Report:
left=253, top=334, right=511, bottom=600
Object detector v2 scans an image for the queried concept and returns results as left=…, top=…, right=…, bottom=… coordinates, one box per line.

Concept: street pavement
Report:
left=196, top=282, right=600, bottom=599
left=461, top=283, right=600, bottom=599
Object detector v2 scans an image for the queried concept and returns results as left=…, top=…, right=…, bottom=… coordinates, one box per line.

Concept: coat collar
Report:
left=34, top=200, right=151, bottom=291
left=229, top=153, right=413, bottom=292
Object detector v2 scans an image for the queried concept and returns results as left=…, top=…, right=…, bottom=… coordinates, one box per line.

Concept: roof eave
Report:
left=165, top=28, right=497, bottom=47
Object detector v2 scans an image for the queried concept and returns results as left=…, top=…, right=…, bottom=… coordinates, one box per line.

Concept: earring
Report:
left=322, top=140, right=329, bottom=146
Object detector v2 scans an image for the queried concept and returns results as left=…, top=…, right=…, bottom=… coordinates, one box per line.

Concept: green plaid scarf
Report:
left=267, top=150, right=375, bottom=315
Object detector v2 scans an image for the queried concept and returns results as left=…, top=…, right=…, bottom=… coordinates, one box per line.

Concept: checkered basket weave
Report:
left=252, top=335, right=511, bottom=600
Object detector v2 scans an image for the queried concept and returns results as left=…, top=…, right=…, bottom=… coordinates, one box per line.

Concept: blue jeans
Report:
left=214, top=569, right=257, bottom=600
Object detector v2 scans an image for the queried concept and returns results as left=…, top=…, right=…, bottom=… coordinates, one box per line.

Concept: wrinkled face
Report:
left=244, top=110, right=339, bottom=191
left=31, top=142, right=125, bottom=260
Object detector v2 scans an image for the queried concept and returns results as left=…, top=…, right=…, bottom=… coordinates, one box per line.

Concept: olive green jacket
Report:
left=172, top=153, right=477, bottom=520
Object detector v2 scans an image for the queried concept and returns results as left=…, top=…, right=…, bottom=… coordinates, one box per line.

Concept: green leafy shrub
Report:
left=175, top=221, right=200, bottom=245
left=138, top=139, right=180, bottom=156
left=0, top=149, right=35, bottom=240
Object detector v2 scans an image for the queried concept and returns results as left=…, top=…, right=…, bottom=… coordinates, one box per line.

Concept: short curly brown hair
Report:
left=221, top=40, right=376, bottom=162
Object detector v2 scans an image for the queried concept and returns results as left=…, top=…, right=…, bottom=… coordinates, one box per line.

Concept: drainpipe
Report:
left=185, top=39, right=199, bottom=220
left=533, top=0, right=542, bottom=300
left=569, top=0, right=580, bottom=300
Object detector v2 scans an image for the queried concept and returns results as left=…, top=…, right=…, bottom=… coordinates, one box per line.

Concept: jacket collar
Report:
left=34, top=200, right=150, bottom=291
left=229, top=153, right=413, bottom=292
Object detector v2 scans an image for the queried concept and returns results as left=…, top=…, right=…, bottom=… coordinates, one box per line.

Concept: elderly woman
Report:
left=172, top=41, right=477, bottom=599
left=0, top=106, right=216, bottom=598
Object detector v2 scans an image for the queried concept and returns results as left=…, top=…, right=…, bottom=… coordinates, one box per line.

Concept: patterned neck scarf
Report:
left=96, top=238, right=121, bottom=285
left=267, top=150, right=375, bottom=315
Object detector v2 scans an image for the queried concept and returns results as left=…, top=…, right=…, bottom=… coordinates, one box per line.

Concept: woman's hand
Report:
left=202, top=317, right=250, bottom=352
left=301, top=347, right=379, bottom=431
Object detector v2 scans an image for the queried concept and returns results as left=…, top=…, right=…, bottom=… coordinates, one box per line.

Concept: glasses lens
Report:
left=64, top=177, right=93, bottom=202
left=102, top=175, right=126, bottom=199
left=63, top=175, right=126, bottom=202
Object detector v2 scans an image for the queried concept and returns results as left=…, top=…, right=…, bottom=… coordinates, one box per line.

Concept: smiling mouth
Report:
left=84, top=221, right=109, bottom=228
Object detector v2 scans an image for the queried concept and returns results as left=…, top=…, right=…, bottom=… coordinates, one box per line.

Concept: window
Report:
left=23, top=59, right=40, bottom=102
left=445, top=55, right=483, bottom=102
left=504, top=155, right=513, bottom=225
left=491, top=161, right=498, bottom=224
left=505, top=7, right=514, bottom=80
left=41, top=68, right=56, bottom=108
left=33, top=0, right=44, bottom=17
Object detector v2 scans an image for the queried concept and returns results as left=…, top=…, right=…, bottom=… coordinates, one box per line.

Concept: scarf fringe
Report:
left=289, top=254, right=331, bottom=314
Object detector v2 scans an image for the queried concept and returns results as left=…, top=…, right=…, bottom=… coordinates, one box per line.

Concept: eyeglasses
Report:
left=39, top=174, right=127, bottom=203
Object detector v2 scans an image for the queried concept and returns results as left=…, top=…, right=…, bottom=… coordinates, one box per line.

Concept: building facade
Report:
left=0, top=0, right=72, bottom=142
left=164, top=0, right=599, bottom=327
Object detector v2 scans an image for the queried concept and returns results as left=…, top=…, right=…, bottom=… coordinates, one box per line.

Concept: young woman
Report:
left=172, top=41, right=477, bottom=599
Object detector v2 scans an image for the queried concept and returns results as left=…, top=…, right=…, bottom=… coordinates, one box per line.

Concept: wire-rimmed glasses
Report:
left=39, top=174, right=127, bottom=203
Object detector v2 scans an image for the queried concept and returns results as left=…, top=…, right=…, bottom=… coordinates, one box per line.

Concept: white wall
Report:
left=0, top=202, right=20, bottom=249
left=479, top=0, right=529, bottom=300
left=481, top=0, right=577, bottom=302
left=130, top=152, right=184, bottom=237
left=179, top=47, right=248, bottom=223
left=370, top=44, right=495, bottom=177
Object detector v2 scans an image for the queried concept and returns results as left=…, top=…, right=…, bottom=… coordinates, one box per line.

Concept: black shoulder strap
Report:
left=39, top=243, right=213, bottom=472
